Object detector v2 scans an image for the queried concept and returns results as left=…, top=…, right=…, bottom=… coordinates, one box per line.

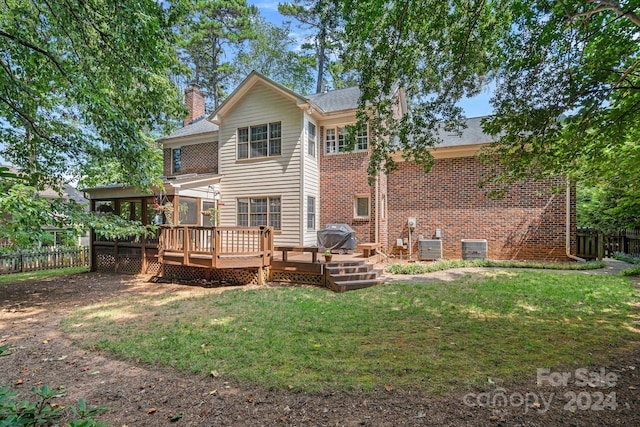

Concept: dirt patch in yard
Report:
left=1, top=270, right=640, bottom=426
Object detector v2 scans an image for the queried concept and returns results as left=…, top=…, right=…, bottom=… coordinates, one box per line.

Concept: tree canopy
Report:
left=279, top=0, right=347, bottom=93
left=234, top=18, right=315, bottom=94
left=179, top=0, right=258, bottom=109
left=0, top=0, right=188, bottom=247
left=0, top=0, right=188, bottom=190
left=339, top=0, right=639, bottom=207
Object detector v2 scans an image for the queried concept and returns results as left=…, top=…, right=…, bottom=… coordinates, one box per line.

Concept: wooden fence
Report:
left=576, top=228, right=640, bottom=260
left=0, top=246, right=89, bottom=275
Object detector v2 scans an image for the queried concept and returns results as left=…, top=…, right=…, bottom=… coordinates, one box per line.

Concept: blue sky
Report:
left=249, top=1, right=287, bottom=25
left=247, top=0, right=493, bottom=117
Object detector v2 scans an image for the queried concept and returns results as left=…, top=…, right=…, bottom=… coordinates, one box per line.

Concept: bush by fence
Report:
left=0, top=246, right=89, bottom=275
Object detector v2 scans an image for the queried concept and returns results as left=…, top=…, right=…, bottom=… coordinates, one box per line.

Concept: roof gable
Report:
left=209, top=71, right=309, bottom=124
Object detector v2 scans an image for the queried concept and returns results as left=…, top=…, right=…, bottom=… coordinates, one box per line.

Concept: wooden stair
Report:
left=325, top=260, right=384, bottom=293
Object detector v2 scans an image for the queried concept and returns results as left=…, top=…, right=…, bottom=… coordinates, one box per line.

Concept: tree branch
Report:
left=571, top=0, right=640, bottom=28
left=0, top=94, right=65, bottom=150
left=0, top=29, right=70, bottom=80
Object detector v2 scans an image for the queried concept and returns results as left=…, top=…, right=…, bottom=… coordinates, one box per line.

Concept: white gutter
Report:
left=566, top=178, right=586, bottom=262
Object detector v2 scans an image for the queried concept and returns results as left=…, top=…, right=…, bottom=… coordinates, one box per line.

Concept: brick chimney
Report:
left=183, top=84, right=206, bottom=127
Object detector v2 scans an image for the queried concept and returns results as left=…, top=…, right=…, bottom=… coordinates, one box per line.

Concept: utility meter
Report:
left=407, top=217, right=417, bottom=229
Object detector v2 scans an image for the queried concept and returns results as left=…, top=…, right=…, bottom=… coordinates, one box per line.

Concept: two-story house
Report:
left=84, top=71, right=576, bottom=276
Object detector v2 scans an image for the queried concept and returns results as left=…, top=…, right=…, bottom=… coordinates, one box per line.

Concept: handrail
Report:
left=158, top=225, right=273, bottom=268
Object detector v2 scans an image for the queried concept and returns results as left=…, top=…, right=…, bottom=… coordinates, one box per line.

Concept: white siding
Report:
left=217, top=81, right=305, bottom=246
left=303, top=114, right=320, bottom=246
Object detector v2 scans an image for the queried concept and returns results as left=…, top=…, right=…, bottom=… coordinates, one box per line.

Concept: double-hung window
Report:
left=325, top=128, right=337, bottom=154
left=237, top=196, right=281, bottom=230
left=325, top=124, right=368, bottom=154
left=307, top=196, right=316, bottom=229
left=238, top=122, right=282, bottom=159
left=337, top=127, right=349, bottom=152
left=307, top=122, right=316, bottom=157
left=356, top=125, right=368, bottom=151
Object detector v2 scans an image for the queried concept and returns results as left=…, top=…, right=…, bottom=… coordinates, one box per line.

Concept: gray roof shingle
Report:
left=304, top=86, right=361, bottom=113
left=159, top=117, right=218, bottom=141
left=435, top=116, right=496, bottom=148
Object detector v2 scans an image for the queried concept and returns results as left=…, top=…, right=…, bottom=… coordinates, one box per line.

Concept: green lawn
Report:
left=61, top=271, right=640, bottom=393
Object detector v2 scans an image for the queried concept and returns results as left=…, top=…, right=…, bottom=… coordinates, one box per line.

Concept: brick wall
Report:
left=320, top=147, right=376, bottom=245
left=184, top=86, right=206, bottom=127
left=163, top=141, right=218, bottom=176
left=387, top=157, right=574, bottom=261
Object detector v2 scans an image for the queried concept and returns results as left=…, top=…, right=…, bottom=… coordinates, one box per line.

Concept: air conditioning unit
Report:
left=461, top=239, right=488, bottom=260
left=418, top=239, right=442, bottom=260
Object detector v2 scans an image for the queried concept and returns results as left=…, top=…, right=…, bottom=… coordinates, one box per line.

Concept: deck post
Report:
left=257, top=267, right=265, bottom=285
left=141, top=200, right=148, bottom=273
left=90, top=199, right=96, bottom=272
left=183, top=227, right=189, bottom=265
left=213, top=229, right=221, bottom=268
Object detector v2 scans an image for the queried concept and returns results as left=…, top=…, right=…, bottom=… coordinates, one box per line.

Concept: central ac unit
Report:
left=418, top=239, right=442, bottom=260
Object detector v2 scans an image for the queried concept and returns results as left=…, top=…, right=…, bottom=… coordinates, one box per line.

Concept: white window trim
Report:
left=354, top=194, right=370, bottom=219
left=237, top=122, right=282, bottom=160
left=307, top=121, right=316, bottom=158
left=236, top=196, right=282, bottom=230
left=307, top=195, right=316, bottom=230
left=324, top=123, right=368, bottom=155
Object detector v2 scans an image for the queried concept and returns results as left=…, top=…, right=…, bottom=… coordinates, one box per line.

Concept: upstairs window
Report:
left=337, top=127, right=349, bottom=152
left=307, top=122, right=316, bottom=157
left=172, top=148, right=182, bottom=173
left=356, top=125, right=368, bottom=151
left=325, top=124, right=368, bottom=154
left=325, top=128, right=336, bottom=154
left=238, top=122, right=282, bottom=159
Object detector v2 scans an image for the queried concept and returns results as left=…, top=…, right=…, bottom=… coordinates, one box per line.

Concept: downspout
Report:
left=566, top=178, right=585, bottom=262
left=375, top=173, right=379, bottom=245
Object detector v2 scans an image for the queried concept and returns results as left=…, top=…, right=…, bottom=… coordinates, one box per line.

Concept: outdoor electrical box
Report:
left=407, top=217, right=417, bottom=229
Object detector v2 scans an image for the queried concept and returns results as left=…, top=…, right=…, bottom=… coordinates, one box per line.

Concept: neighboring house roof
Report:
left=304, top=86, right=361, bottom=113
left=159, top=116, right=219, bottom=141
left=62, top=184, right=88, bottom=204
left=39, top=184, right=88, bottom=205
left=1, top=165, right=88, bottom=204
left=434, top=116, right=497, bottom=148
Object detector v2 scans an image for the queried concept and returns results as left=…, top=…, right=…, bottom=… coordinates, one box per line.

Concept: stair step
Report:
left=330, top=270, right=382, bottom=282
left=324, top=261, right=365, bottom=267
left=326, top=264, right=372, bottom=275
left=332, top=278, right=385, bottom=293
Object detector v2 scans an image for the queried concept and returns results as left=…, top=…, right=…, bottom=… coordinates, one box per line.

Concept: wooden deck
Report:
left=92, top=228, right=384, bottom=291
left=159, top=225, right=273, bottom=269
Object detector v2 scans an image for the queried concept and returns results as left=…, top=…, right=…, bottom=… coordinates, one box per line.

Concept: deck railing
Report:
left=159, top=226, right=273, bottom=268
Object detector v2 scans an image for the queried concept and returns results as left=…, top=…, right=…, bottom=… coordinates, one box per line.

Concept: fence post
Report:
left=597, top=231, right=604, bottom=260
